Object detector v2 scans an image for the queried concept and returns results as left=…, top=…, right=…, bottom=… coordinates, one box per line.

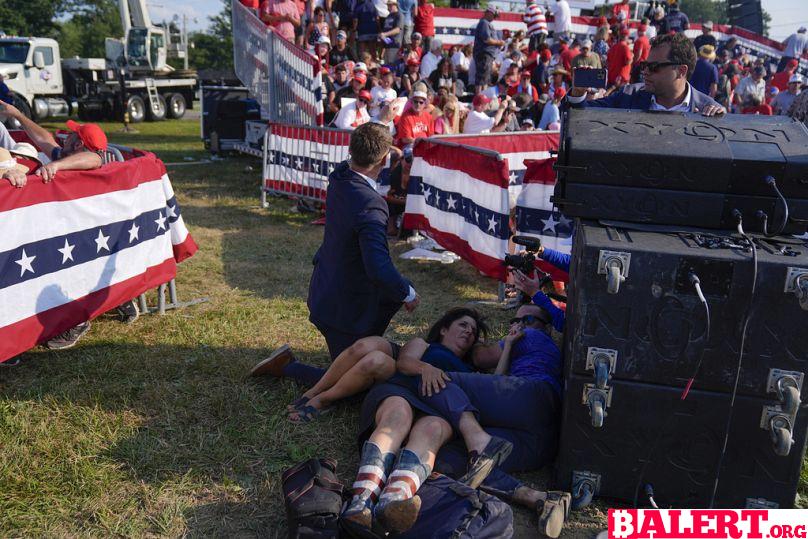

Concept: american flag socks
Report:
left=375, top=449, right=431, bottom=533
left=341, top=441, right=395, bottom=530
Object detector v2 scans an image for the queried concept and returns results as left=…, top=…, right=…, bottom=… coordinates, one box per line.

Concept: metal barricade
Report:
left=232, top=0, right=272, bottom=118
left=261, top=122, right=352, bottom=207
left=266, top=29, right=325, bottom=126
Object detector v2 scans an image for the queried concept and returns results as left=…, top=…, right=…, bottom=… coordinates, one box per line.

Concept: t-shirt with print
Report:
left=395, top=108, right=434, bottom=146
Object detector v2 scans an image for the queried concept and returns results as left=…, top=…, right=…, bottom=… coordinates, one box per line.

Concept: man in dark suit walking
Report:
left=567, top=33, right=725, bottom=116
left=252, top=123, right=419, bottom=382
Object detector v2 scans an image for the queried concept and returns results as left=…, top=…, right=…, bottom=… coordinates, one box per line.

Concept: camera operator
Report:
left=512, top=269, right=565, bottom=332
left=505, top=237, right=569, bottom=332
left=566, top=33, right=725, bottom=116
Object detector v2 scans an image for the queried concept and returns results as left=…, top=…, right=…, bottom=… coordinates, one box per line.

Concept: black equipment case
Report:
left=553, top=109, right=808, bottom=235
left=554, top=220, right=808, bottom=508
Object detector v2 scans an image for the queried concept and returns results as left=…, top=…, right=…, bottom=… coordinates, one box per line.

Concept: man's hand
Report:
left=700, top=103, right=726, bottom=117
left=36, top=161, right=60, bottom=183
left=404, top=293, right=420, bottom=312
left=3, top=169, right=27, bottom=188
left=513, top=269, right=542, bottom=297
left=0, top=101, right=23, bottom=120
left=420, top=363, right=450, bottom=397
left=503, top=326, right=524, bottom=345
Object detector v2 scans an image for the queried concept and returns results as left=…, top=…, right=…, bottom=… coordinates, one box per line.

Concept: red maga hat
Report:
left=65, top=120, right=107, bottom=151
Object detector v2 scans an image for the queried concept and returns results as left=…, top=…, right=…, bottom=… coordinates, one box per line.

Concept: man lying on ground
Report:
left=0, top=103, right=106, bottom=180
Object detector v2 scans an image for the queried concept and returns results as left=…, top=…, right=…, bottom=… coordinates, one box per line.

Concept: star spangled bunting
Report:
left=0, top=205, right=175, bottom=290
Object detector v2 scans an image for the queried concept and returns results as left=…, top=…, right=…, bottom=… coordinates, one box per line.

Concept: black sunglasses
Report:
left=510, top=315, right=539, bottom=325
left=639, top=61, right=682, bottom=73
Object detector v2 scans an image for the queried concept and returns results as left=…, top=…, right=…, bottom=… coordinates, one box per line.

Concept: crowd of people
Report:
left=252, top=0, right=808, bottom=142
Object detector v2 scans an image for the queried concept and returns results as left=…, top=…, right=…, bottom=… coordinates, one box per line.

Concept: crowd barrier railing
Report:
left=262, top=122, right=351, bottom=207
left=261, top=124, right=568, bottom=280
left=231, top=0, right=324, bottom=126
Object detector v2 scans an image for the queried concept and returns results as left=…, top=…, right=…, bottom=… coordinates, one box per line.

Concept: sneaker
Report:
left=46, top=322, right=91, bottom=350
left=115, top=299, right=139, bottom=324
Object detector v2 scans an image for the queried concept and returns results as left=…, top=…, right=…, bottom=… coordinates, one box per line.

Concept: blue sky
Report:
left=152, top=0, right=806, bottom=41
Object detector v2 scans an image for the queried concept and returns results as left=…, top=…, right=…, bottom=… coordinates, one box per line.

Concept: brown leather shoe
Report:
left=249, top=344, right=296, bottom=377
left=341, top=506, right=372, bottom=532
left=537, top=491, right=571, bottom=538
left=374, top=495, right=421, bottom=534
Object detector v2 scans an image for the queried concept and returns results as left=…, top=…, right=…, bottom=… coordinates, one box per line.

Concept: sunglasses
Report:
left=509, top=315, right=544, bottom=325
left=639, top=61, right=682, bottom=73
left=412, top=98, right=427, bottom=105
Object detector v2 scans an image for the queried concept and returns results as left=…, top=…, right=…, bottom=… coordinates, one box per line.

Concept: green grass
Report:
left=1, top=119, right=804, bottom=537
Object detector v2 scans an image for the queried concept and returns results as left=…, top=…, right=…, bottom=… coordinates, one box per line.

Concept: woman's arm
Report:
left=472, top=343, right=501, bottom=370
left=494, top=328, right=523, bottom=375
left=397, top=338, right=450, bottom=396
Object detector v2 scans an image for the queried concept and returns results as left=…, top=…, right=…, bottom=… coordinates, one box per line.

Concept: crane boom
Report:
left=118, top=0, right=153, bottom=33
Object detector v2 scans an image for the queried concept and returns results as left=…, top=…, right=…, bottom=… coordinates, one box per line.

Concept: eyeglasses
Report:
left=639, top=61, right=682, bottom=73
left=412, top=99, right=427, bottom=105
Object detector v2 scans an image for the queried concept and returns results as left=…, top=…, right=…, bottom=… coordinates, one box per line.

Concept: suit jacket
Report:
left=308, top=161, right=411, bottom=334
left=571, top=83, right=720, bottom=113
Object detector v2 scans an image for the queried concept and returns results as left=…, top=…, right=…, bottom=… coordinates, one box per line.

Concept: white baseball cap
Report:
left=789, top=74, right=803, bottom=84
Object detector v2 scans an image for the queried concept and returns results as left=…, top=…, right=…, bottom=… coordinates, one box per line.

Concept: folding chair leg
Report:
left=138, top=294, right=148, bottom=314
left=169, top=279, right=178, bottom=304
left=158, top=283, right=166, bottom=315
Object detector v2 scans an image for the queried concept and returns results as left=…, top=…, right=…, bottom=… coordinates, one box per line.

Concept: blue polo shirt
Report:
left=500, top=327, right=562, bottom=395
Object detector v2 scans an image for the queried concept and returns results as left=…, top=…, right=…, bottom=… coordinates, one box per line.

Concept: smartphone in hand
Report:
left=572, top=67, right=608, bottom=89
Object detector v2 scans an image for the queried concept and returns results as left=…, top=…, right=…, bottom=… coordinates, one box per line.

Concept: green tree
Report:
left=0, top=0, right=67, bottom=37
left=188, top=0, right=234, bottom=71
left=58, top=0, right=123, bottom=58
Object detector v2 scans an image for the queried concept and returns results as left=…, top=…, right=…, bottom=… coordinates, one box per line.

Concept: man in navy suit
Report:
left=307, top=122, right=419, bottom=357
left=567, top=33, right=725, bottom=116
left=252, top=123, right=419, bottom=382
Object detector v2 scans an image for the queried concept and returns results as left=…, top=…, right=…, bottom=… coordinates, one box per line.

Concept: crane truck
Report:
left=0, top=0, right=197, bottom=123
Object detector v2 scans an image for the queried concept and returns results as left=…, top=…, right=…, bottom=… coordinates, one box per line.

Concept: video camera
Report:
left=504, top=235, right=552, bottom=287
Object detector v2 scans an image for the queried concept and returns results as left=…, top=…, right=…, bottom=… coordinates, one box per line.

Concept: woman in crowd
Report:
left=433, top=95, right=464, bottom=134
left=593, top=25, right=610, bottom=63
left=400, top=57, right=422, bottom=95
left=428, top=58, right=463, bottom=96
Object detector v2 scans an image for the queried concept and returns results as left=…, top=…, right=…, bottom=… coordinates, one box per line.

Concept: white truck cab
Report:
left=0, top=37, right=68, bottom=119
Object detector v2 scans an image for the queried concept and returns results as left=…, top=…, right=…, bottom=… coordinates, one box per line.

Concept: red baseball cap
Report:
left=406, top=57, right=421, bottom=67
left=66, top=120, right=108, bottom=151
left=620, top=27, right=631, bottom=37
left=788, top=59, right=799, bottom=69
left=354, top=71, right=368, bottom=84
left=379, top=66, right=392, bottom=75
left=638, top=24, right=647, bottom=33
left=358, top=90, right=372, bottom=102
left=554, top=87, right=567, bottom=100
left=521, top=70, right=531, bottom=79
left=472, top=94, right=492, bottom=107
left=540, top=49, right=552, bottom=61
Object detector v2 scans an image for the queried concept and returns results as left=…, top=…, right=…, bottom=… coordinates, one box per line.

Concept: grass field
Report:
left=1, top=119, right=805, bottom=538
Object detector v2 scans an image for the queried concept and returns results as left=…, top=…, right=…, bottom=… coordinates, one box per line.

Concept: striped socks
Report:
left=378, top=449, right=432, bottom=504
left=346, top=441, right=395, bottom=512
